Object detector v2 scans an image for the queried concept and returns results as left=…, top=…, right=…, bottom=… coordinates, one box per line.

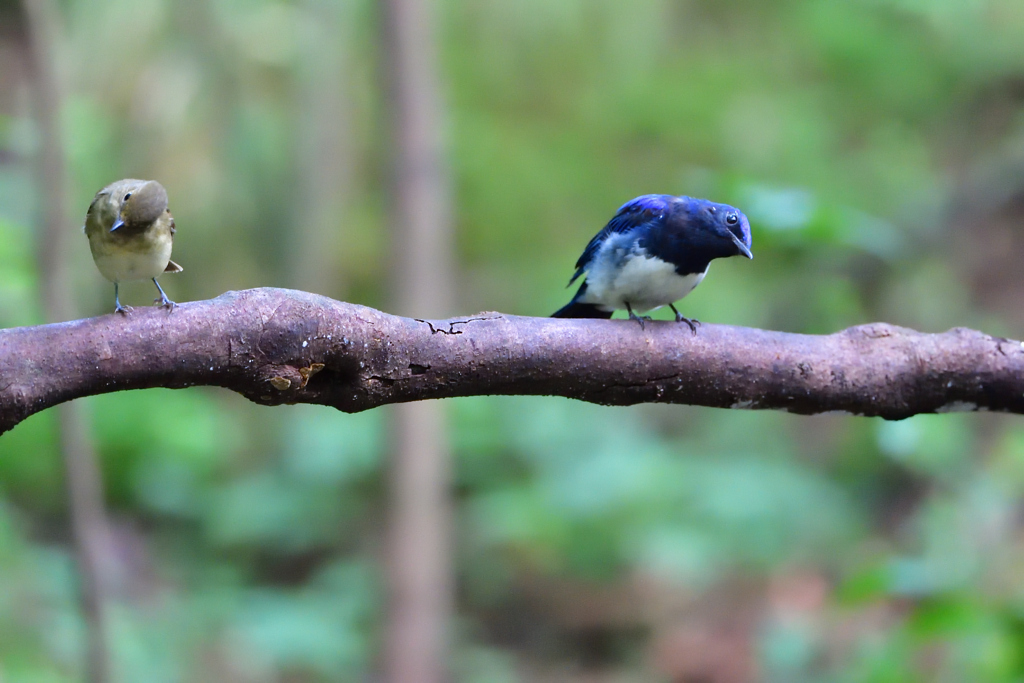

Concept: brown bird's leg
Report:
left=113, top=282, right=132, bottom=315
left=152, top=279, right=175, bottom=311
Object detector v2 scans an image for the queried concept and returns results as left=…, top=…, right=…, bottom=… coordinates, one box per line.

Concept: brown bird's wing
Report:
left=163, top=212, right=181, bottom=272
left=83, top=188, right=113, bottom=235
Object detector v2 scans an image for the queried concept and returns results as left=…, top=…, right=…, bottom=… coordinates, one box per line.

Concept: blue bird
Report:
left=551, top=194, right=753, bottom=332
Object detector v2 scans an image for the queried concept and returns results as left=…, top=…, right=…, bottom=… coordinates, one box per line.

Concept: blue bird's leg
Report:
left=625, top=302, right=652, bottom=330
left=152, top=278, right=176, bottom=311
left=669, top=303, right=700, bottom=335
left=114, top=282, right=132, bottom=315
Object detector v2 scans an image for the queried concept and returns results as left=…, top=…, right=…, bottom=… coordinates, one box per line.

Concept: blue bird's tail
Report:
left=551, top=301, right=613, bottom=318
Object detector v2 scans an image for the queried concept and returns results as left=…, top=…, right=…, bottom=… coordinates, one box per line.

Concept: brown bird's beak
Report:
left=110, top=217, right=125, bottom=232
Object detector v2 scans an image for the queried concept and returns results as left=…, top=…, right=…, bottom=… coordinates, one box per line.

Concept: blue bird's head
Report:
left=683, top=198, right=753, bottom=260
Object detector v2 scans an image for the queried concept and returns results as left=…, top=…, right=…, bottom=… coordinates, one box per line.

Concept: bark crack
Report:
left=415, top=316, right=501, bottom=335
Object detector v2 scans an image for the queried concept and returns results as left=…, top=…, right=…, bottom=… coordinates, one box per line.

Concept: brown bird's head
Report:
left=110, top=180, right=168, bottom=232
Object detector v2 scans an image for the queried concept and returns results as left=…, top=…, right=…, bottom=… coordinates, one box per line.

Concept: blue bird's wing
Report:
left=568, top=194, right=673, bottom=285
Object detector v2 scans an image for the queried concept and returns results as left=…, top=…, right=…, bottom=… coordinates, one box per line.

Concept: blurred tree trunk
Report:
left=381, top=0, right=455, bottom=680
left=20, top=0, right=114, bottom=681
left=289, top=0, right=354, bottom=297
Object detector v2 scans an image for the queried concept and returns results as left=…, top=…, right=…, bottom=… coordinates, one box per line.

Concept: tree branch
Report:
left=2, top=287, right=1022, bottom=433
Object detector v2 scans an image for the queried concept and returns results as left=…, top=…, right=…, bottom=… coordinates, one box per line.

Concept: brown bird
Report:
left=83, top=179, right=182, bottom=314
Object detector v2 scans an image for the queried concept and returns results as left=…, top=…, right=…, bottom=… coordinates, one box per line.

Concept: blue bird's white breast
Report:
left=577, top=233, right=707, bottom=313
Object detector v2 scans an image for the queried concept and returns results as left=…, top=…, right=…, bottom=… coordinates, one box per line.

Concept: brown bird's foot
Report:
left=113, top=283, right=132, bottom=315
left=154, top=296, right=176, bottom=311
left=625, top=303, right=653, bottom=330
left=153, top=279, right=176, bottom=311
left=669, top=304, right=700, bottom=335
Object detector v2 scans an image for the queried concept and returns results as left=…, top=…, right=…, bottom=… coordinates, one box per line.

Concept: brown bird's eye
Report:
left=725, top=212, right=739, bottom=225
left=123, top=193, right=132, bottom=201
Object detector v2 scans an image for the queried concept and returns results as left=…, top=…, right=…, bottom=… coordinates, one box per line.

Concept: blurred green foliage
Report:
left=3, top=0, right=1024, bottom=680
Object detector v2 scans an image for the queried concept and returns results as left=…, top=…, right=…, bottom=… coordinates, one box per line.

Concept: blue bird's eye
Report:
left=123, top=193, right=132, bottom=202
left=725, top=212, right=738, bottom=226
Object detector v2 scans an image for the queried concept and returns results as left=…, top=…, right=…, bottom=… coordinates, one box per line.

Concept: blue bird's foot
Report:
left=152, top=279, right=176, bottom=311
left=669, top=304, right=700, bottom=335
left=625, top=303, right=653, bottom=330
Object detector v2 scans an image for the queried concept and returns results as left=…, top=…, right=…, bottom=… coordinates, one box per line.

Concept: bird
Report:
left=83, top=179, right=182, bottom=315
left=551, top=194, right=752, bottom=332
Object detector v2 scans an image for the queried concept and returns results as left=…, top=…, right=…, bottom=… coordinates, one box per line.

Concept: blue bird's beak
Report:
left=730, top=233, right=753, bottom=259
left=110, top=217, right=125, bottom=232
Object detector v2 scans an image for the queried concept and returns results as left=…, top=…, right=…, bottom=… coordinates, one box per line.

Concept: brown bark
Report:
left=54, top=400, right=113, bottom=683
left=20, top=0, right=114, bottom=680
left=0, top=288, right=1021, bottom=435
left=380, top=0, right=455, bottom=678
left=290, top=0, right=354, bottom=297
left=384, top=400, right=452, bottom=683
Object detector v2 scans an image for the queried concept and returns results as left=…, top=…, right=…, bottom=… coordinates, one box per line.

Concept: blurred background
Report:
left=3, top=0, right=1024, bottom=680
